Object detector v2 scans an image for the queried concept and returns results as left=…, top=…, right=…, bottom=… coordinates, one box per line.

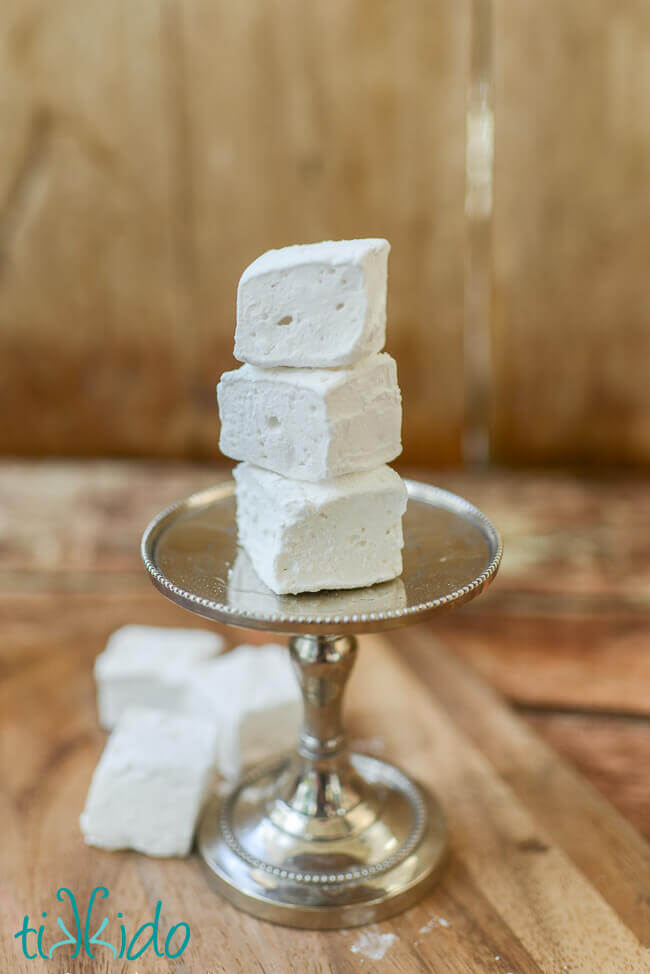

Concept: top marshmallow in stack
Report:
left=218, top=239, right=402, bottom=482
left=234, top=238, right=390, bottom=367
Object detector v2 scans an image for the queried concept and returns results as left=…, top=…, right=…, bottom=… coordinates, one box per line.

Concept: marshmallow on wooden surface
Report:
left=234, top=239, right=390, bottom=368
left=95, top=625, right=224, bottom=730
left=185, top=643, right=301, bottom=779
left=80, top=709, right=219, bottom=857
left=233, top=462, right=407, bottom=595
left=218, top=353, right=402, bottom=481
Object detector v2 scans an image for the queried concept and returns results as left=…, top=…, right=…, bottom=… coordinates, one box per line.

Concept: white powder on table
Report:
left=349, top=930, right=396, bottom=961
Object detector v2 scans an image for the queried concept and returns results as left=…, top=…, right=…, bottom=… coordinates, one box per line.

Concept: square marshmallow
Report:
left=95, top=625, right=224, bottom=730
left=80, top=708, right=219, bottom=857
left=228, top=549, right=408, bottom=615
left=233, top=462, right=407, bottom=594
left=235, top=239, right=390, bottom=368
left=185, top=643, right=302, bottom=779
left=218, top=353, right=402, bottom=481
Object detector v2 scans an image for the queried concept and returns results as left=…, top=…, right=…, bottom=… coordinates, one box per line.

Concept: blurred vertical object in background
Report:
left=0, top=0, right=648, bottom=467
left=463, top=0, right=494, bottom=466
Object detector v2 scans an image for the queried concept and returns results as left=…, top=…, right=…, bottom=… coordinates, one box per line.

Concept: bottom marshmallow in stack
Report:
left=234, top=462, right=407, bottom=594
left=81, top=626, right=301, bottom=857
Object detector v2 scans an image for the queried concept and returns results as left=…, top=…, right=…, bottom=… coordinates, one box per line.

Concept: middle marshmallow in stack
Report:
left=217, top=238, right=407, bottom=595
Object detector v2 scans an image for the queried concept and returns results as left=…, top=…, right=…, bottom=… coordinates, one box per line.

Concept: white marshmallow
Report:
left=233, top=462, right=407, bottom=594
left=95, top=625, right=224, bottom=730
left=185, top=644, right=301, bottom=779
left=228, top=549, right=408, bottom=615
left=234, top=239, right=390, bottom=368
left=218, top=353, right=402, bottom=481
left=80, top=708, right=219, bottom=857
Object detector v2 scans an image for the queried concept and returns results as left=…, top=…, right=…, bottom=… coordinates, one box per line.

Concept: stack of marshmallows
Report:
left=217, top=238, right=408, bottom=595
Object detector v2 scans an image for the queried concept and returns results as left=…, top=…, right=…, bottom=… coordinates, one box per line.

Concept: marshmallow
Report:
left=233, top=462, right=407, bottom=594
left=80, top=709, right=219, bottom=857
left=95, top=625, right=224, bottom=730
left=234, top=239, right=390, bottom=367
left=228, top=548, right=408, bottom=615
left=218, top=353, right=402, bottom=481
left=185, top=644, right=301, bottom=779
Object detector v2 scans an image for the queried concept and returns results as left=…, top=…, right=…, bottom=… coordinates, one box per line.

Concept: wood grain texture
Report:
left=524, top=711, right=650, bottom=840
left=2, top=460, right=650, bottom=972
left=0, top=0, right=468, bottom=464
left=396, top=624, right=650, bottom=939
left=2, top=619, right=650, bottom=972
left=427, top=467, right=650, bottom=608
left=1, top=2, right=649, bottom=464
left=0, top=606, right=649, bottom=972
left=492, top=0, right=650, bottom=465
left=432, top=608, right=650, bottom=716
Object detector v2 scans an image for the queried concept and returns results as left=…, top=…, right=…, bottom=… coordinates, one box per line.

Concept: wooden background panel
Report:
left=0, top=0, right=468, bottom=464
left=2, top=0, right=650, bottom=465
left=493, top=0, right=650, bottom=466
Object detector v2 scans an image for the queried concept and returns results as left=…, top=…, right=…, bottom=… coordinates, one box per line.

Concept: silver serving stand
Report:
left=141, top=478, right=501, bottom=929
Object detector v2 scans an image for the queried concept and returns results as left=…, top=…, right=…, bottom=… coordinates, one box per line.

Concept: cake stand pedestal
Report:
left=142, top=479, right=501, bottom=929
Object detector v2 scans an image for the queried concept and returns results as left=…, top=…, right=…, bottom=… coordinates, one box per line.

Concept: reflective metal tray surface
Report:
left=142, top=478, right=502, bottom=634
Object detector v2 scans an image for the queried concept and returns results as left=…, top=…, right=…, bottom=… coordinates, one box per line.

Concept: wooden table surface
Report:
left=1, top=461, right=649, bottom=972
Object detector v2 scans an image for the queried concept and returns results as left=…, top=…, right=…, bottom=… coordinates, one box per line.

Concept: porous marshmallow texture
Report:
left=218, top=353, right=402, bottom=481
left=185, top=643, right=301, bottom=779
left=95, top=625, right=224, bottom=730
left=233, top=462, right=407, bottom=594
left=234, top=239, right=390, bottom=367
left=80, top=708, right=219, bottom=857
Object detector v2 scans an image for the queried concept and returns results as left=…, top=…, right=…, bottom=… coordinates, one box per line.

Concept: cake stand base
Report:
left=198, top=752, right=447, bottom=929
left=198, top=634, right=447, bottom=928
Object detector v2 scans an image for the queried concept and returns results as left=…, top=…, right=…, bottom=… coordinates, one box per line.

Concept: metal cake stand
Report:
left=141, top=478, right=501, bottom=929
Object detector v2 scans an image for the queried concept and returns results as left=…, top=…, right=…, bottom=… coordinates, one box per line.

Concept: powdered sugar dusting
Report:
left=418, top=915, right=452, bottom=935
left=349, top=930, right=396, bottom=961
